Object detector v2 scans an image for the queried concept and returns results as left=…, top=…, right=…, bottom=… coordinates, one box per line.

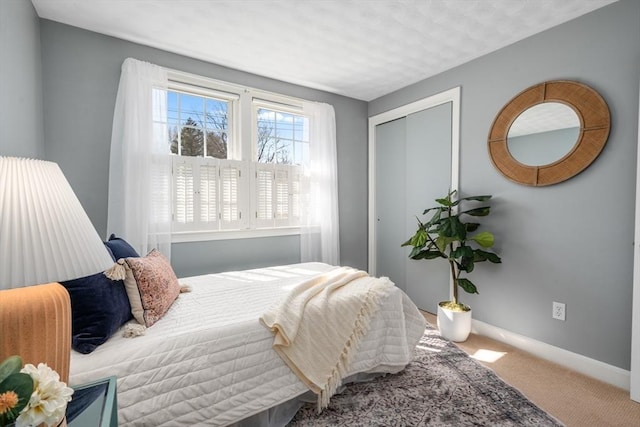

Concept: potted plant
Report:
left=401, top=190, right=501, bottom=342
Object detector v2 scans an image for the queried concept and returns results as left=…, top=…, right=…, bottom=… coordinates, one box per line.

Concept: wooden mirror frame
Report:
left=488, top=80, right=610, bottom=186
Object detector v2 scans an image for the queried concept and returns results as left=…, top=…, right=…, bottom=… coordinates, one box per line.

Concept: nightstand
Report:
left=67, top=376, right=117, bottom=427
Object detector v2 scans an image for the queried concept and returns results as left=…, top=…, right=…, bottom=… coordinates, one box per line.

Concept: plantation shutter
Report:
left=290, top=167, right=302, bottom=226
left=171, top=158, right=305, bottom=233
left=255, top=166, right=273, bottom=228
left=199, top=162, right=218, bottom=227
left=173, top=156, right=248, bottom=232
left=253, top=164, right=300, bottom=228
left=274, top=169, right=289, bottom=226
left=173, top=158, right=195, bottom=231
left=220, top=160, right=246, bottom=230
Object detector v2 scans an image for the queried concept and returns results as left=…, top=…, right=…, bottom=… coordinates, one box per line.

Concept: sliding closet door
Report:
left=370, top=87, right=460, bottom=313
left=375, top=118, right=407, bottom=291
left=404, top=103, right=452, bottom=312
left=631, top=83, right=640, bottom=402
left=374, top=103, right=453, bottom=312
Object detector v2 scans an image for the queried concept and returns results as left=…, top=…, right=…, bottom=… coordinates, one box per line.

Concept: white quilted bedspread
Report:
left=69, top=263, right=426, bottom=426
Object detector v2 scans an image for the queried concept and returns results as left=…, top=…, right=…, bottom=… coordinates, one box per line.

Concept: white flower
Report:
left=15, top=363, right=73, bottom=427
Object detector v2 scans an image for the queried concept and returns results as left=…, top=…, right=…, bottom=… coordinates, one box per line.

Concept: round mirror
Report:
left=488, top=80, right=610, bottom=186
left=507, top=102, right=580, bottom=166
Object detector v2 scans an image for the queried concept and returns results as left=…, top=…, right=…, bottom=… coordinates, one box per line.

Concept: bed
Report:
left=68, top=262, right=426, bottom=426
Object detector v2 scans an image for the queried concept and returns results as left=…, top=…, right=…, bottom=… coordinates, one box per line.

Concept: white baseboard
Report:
left=471, top=318, right=630, bottom=391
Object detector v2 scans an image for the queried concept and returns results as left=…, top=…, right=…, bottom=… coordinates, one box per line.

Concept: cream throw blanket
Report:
left=260, top=267, right=393, bottom=410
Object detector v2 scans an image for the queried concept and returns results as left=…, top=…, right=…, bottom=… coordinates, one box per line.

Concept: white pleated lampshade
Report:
left=0, top=157, right=114, bottom=288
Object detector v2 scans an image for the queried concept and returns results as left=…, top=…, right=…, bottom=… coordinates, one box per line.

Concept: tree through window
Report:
left=256, top=108, right=309, bottom=165
left=168, top=91, right=229, bottom=159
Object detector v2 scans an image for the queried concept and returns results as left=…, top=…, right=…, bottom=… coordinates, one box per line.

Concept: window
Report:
left=255, top=106, right=309, bottom=165
left=253, top=103, right=308, bottom=229
left=167, top=77, right=308, bottom=239
left=168, top=89, right=232, bottom=159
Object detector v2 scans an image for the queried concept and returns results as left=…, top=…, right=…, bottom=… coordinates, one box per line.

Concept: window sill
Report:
left=171, top=227, right=305, bottom=243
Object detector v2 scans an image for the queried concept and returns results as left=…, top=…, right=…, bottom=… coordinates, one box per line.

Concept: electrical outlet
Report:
left=552, top=301, right=566, bottom=321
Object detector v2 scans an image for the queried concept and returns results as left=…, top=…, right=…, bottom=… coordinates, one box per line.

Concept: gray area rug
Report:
left=288, top=324, right=564, bottom=426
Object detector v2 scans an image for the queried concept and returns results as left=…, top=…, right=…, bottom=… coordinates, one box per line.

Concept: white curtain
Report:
left=300, top=102, right=340, bottom=265
left=107, top=58, right=172, bottom=259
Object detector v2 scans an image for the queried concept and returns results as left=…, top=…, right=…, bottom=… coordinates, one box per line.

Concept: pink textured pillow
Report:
left=122, top=249, right=181, bottom=327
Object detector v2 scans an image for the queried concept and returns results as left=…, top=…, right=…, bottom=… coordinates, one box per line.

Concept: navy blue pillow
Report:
left=104, top=244, right=116, bottom=262
left=104, top=234, right=139, bottom=260
left=61, top=272, right=132, bottom=354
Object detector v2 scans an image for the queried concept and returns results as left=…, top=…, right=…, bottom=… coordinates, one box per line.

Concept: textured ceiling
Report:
left=31, top=0, right=618, bottom=101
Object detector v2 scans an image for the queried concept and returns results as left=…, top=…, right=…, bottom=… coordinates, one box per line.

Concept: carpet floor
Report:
left=288, top=324, right=563, bottom=426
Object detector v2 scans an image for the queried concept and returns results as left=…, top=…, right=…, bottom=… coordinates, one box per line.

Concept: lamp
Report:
left=0, top=157, right=114, bottom=288
left=0, top=157, right=114, bottom=387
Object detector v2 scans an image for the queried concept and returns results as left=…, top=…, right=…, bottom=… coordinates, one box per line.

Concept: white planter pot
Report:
left=437, top=302, right=472, bottom=342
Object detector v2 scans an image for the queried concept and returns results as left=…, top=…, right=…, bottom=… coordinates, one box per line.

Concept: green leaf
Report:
left=457, top=278, right=479, bottom=294
left=424, top=209, right=443, bottom=227
left=473, top=250, right=487, bottom=262
left=0, top=372, right=34, bottom=420
left=452, top=245, right=473, bottom=260
left=411, top=250, right=442, bottom=260
left=0, top=356, right=23, bottom=383
left=402, top=226, right=428, bottom=248
left=422, top=206, right=441, bottom=216
left=461, top=206, right=491, bottom=217
left=472, top=231, right=494, bottom=248
left=465, top=222, right=480, bottom=232
left=436, top=235, right=457, bottom=253
left=459, top=195, right=492, bottom=202
left=454, top=218, right=467, bottom=239
left=439, top=216, right=466, bottom=239
left=474, top=249, right=502, bottom=263
left=459, top=256, right=475, bottom=273
left=488, top=254, right=502, bottom=263
left=437, top=218, right=451, bottom=237
left=411, top=228, right=428, bottom=247
left=435, top=196, right=454, bottom=207
left=408, top=246, right=422, bottom=258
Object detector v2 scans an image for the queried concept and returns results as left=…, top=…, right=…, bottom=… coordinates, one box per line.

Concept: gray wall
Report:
left=172, top=235, right=300, bottom=278
left=369, top=0, right=640, bottom=370
left=0, top=0, right=44, bottom=158
left=38, top=20, right=369, bottom=277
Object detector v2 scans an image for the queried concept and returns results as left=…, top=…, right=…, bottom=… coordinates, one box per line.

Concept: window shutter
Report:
left=173, top=159, right=194, bottom=230
left=220, top=161, right=245, bottom=230
left=199, top=162, right=218, bottom=225
left=290, top=167, right=301, bottom=225
left=254, top=164, right=273, bottom=228
left=275, top=169, right=289, bottom=225
left=253, top=164, right=298, bottom=228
